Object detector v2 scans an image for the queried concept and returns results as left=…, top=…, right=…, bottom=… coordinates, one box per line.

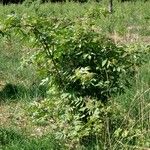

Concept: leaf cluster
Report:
left=1, top=14, right=140, bottom=102
left=1, top=13, right=149, bottom=148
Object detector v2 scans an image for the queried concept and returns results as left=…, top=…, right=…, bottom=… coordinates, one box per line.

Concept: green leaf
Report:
left=102, top=59, right=107, bottom=67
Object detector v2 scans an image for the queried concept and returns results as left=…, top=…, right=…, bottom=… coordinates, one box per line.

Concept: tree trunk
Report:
left=109, top=0, right=113, bottom=13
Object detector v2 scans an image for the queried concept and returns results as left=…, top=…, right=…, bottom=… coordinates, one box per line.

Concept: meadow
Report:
left=0, top=1, right=150, bottom=149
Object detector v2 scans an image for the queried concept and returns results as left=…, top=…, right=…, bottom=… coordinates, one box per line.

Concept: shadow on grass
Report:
left=0, top=128, right=64, bottom=150
left=0, top=83, right=47, bottom=103
left=0, top=128, right=25, bottom=146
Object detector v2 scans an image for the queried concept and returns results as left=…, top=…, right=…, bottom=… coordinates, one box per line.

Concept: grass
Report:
left=0, top=2, right=150, bottom=37
left=0, top=1, right=150, bottom=37
left=0, top=128, right=64, bottom=150
left=0, top=37, right=47, bottom=102
left=0, top=1, right=150, bottom=149
left=112, top=61, right=150, bottom=149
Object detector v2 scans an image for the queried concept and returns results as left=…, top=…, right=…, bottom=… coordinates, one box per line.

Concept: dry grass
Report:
left=110, top=33, right=150, bottom=45
left=0, top=101, right=52, bottom=138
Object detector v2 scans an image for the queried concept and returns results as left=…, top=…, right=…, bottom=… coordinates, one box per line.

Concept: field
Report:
left=0, top=1, right=150, bottom=150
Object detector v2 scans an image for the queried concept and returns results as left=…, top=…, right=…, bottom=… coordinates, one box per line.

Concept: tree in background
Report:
left=109, top=0, right=113, bottom=13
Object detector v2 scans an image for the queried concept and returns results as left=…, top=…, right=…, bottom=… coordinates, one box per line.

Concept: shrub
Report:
left=1, top=13, right=149, bottom=148
left=3, top=15, right=138, bottom=102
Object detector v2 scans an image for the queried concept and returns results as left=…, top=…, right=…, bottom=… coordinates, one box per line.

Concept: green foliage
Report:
left=0, top=128, right=64, bottom=150
left=1, top=14, right=144, bottom=101
left=1, top=9, right=150, bottom=149
left=28, top=90, right=150, bottom=149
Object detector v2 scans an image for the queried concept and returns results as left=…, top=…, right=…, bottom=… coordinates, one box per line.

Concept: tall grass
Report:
left=111, top=61, right=150, bottom=149
left=0, top=1, right=150, bottom=37
left=0, top=128, right=64, bottom=150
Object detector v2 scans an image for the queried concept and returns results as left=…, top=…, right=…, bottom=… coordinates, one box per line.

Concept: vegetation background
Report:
left=0, top=0, right=150, bottom=149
